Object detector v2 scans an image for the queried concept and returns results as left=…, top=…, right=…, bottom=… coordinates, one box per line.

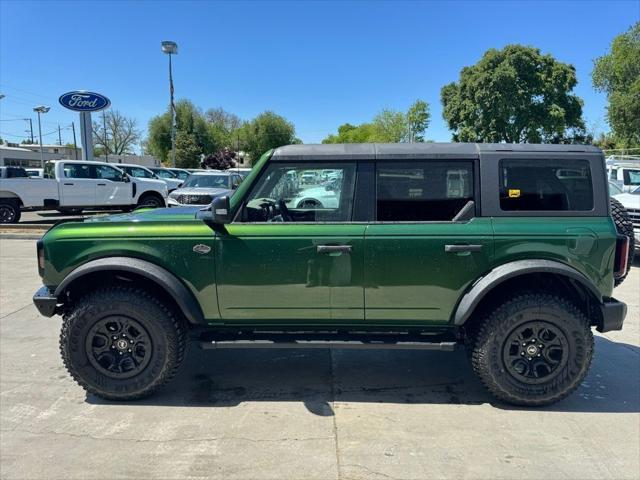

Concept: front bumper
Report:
left=33, top=286, right=58, bottom=317
left=598, top=297, right=627, bottom=333
left=167, top=197, right=208, bottom=208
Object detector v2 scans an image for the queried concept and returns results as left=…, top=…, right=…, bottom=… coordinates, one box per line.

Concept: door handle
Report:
left=444, top=244, right=483, bottom=253
left=97, top=183, right=106, bottom=186
left=63, top=182, right=74, bottom=186
left=317, top=245, right=352, bottom=254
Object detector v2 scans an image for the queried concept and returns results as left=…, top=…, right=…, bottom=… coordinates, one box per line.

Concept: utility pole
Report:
left=71, top=122, right=78, bottom=159
left=102, top=110, right=108, bottom=162
left=58, top=124, right=62, bottom=146
left=27, top=118, right=34, bottom=143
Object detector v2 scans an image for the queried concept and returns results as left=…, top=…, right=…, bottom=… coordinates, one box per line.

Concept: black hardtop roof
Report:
left=271, top=143, right=602, bottom=161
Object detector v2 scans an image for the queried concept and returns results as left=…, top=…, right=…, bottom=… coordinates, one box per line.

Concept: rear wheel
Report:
left=0, top=200, right=21, bottom=223
left=610, top=197, right=634, bottom=286
left=60, top=285, right=187, bottom=400
left=471, top=292, right=593, bottom=406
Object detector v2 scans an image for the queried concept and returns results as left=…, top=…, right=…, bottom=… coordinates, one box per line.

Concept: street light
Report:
left=33, top=105, right=50, bottom=169
left=161, top=40, right=178, bottom=167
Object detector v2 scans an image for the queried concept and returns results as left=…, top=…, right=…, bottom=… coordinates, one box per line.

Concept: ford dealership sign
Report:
left=59, top=91, right=110, bottom=112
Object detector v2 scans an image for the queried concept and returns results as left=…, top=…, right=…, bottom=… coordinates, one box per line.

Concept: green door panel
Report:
left=491, top=217, right=617, bottom=297
left=216, top=224, right=366, bottom=324
left=364, top=218, right=494, bottom=325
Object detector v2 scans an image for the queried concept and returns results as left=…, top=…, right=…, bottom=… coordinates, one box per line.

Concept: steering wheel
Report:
left=278, top=200, right=293, bottom=222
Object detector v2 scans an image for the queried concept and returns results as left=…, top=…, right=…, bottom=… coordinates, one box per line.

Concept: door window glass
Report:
left=376, top=161, right=474, bottom=221
left=242, top=163, right=356, bottom=222
left=623, top=169, right=640, bottom=186
left=63, top=163, right=93, bottom=179
left=126, top=167, right=154, bottom=178
left=95, top=165, right=123, bottom=181
left=500, top=159, right=593, bottom=211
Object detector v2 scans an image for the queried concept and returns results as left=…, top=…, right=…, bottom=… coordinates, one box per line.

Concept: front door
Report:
left=215, top=161, right=365, bottom=325
left=94, top=164, right=132, bottom=206
left=365, top=160, right=493, bottom=325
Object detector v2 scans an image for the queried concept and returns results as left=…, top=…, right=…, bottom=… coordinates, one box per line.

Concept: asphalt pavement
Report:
left=0, top=239, right=638, bottom=480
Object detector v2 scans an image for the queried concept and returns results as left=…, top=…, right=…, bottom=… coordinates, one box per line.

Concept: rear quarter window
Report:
left=500, top=159, right=593, bottom=212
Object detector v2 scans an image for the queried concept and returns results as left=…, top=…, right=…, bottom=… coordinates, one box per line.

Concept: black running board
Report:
left=200, top=334, right=458, bottom=351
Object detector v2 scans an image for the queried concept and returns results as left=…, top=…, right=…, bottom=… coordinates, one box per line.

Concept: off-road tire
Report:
left=610, top=197, right=635, bottom=286
left=471, top=292, right=593, bottom=406
left=0, top=200, right=21, bottom=223
left=137, top=193, right=164, bottom=209
left=60, top=285, right=187, bottom=400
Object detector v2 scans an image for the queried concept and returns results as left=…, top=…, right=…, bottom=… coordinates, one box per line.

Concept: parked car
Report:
left=606, top=156, right=640, bottom=192
left=25, top=168, right=44, bottom=178
left=167, top=171, right=242, bottom=207
left=166, top=168, right=191, bottom=181
left=118, top=164, right=183, bottom=192
left=0, top=160, right=168, bottom=223
left=33, top=143, right=629, bottom=406
left=228, top=167, right=252, bottom=179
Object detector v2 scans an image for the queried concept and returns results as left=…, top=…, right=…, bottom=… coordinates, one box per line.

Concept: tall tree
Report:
left=147, top=100, right=213, bottom=164
left=406, top=99, right=431, bottom=142
left=202, top=147, right=237, bottom=170
left=92, top=110, right=141, bottom=155
left=592, top=22, right=640, bottom=148
left=441, top=45, right=586, bottom=143
left=240, top=111, right=298, bottom=164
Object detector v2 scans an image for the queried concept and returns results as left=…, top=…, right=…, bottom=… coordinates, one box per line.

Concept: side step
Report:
left=200, top=333, right=458, bottom=351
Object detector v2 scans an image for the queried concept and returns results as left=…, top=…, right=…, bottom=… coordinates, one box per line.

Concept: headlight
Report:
left=169, top=191, right=179, bottom=199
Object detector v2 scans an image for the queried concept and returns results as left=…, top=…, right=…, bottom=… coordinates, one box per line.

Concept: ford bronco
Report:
left=33, top=143, right=630, bottom=406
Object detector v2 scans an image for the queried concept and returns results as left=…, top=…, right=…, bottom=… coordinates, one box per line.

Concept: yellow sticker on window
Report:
left=508, top=189, right=521, bottom=198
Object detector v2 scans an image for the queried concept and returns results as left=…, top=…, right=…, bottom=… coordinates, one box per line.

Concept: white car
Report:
left=614, top=186, right=640, bottom=250
left=168, top=171, right=242, bottom=207
left=287, top=185, right=340, bottom=209
left=0, top=160, right=168, bottom=223
left=606, top=157, right=640, bottom=193
left=118, top=163, right=183, bottom=192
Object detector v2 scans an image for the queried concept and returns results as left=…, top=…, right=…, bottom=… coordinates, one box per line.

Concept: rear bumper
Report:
left=33, top=286, right=58, bottom=317
left=598, top=297, right=627, bottom=333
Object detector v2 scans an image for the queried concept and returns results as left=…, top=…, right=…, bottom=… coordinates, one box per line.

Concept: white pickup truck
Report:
left=0, top=160, right=168, bottom=223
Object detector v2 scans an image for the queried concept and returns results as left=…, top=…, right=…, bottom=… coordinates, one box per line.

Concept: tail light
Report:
left=613, top=234, right=630, bottom=279
left=36, top=239, right=45, bottom=278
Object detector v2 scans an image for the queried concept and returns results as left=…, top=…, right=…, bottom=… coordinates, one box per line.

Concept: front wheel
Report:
left=470, top=292, right=593, bottom=406
left=60, top=285, right=187, bottom=400
left=0, top=201, right=21, bottom=223
left=137, top=194, right=164, bottom=209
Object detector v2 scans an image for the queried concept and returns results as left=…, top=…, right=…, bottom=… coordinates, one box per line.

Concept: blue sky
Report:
left=0, top=0, right=638, bottom=148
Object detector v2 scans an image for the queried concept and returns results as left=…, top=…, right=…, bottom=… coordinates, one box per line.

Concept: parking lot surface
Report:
left=1, top=238, right=638, bottom=480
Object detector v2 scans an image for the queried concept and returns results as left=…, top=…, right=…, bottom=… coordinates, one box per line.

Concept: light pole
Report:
left=33, top=105, right=50, bottom=169
left=161, top=41, right=178, bottom=167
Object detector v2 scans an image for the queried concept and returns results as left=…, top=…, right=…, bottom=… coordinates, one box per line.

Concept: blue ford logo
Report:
left=58, top=91, right=111, bottom=112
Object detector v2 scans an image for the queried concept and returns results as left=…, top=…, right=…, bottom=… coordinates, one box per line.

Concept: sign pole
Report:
left=80, top=112, right=93, bottom=161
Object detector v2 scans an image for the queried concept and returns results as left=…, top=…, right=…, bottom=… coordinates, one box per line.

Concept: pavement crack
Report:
left=0, top=303, right=32, bottom=320
left=329, top=347, right=342, bottom=480
left=342, top=464, right=399, bottom=480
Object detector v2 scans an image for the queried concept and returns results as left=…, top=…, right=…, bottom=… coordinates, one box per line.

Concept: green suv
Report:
left=33, top=143, right=630, bottom=406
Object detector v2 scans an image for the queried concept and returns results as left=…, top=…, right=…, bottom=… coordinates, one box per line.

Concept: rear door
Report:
left=59, top=162, right=96, bottom=206
left=215, top=161, right=366, bottom=325
left=364, top=159, right=493, bottom=325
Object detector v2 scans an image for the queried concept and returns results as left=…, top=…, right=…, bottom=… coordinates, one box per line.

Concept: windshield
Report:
left=152, top=169, right=177, bottom=179
left=170, top=169, right=190, bottom=180
left=182, top=175, right=230, bottom=188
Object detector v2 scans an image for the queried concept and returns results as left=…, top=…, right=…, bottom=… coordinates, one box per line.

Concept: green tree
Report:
left=441, top=45, right=586, bottom=143
left=373, top=109, right=408, bottom=142
left=592, top=22, right=640, bottom=148
left=174, top=131, right=202, bottom=168
left=147, top=100, right=213, bottom=164
left=240, top=111, right=297, bottom=164
left=406, top=99, right=431, bottom=142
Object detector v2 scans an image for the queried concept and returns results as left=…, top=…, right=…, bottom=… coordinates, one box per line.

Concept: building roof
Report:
left=271, top=143, right=602, bottom=161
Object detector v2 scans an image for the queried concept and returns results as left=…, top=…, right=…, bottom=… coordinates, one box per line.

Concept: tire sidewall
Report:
left=476, top=297, right=592, bottom=404
left=62, top=295, right=176, bottom=398
left=138, top=195, right=163, bottom=208
left=0, top=202, right=19, bottom=223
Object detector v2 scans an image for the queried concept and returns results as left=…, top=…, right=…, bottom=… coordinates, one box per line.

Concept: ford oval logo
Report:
left=58, top=91, right=111, bottom=112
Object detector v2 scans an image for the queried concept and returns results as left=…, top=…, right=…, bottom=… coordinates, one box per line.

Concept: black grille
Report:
left=627, top=208, right=640, bottom=229
left=175, top=194, right=213, bottom=205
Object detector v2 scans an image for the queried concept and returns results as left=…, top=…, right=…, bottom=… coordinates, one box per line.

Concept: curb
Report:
left=0, top=233, right=44, bottom=240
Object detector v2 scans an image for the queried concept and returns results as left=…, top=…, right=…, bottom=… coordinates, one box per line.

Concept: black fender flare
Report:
left=452, top=259, right=603, bottom=325
left=54, top=257, right=205, bottom=324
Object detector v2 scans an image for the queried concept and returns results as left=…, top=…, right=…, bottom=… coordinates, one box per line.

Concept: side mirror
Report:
left=122, top=174, right=131, bottom=183
left=197, top=195, right=231, bottom=226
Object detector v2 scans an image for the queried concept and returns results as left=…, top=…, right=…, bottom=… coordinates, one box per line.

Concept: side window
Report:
left=376, top=161, right=474, bottom=221
left=609, top=168, right=618, bottom=180
left=623, top=169, right=640, bottom=186
left=63, top=163, right=93, bottom=179
left=242, top=163, right=356, bottom=222
left=95, top=165, right=123, bottom=181
left=130, top=167, right=153, bottom=178
left=7, top=168, right=28, bottom=178
left=232, top=175, right=242, bottom=188
left=499, top=159, right=593, bottom=211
